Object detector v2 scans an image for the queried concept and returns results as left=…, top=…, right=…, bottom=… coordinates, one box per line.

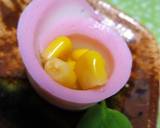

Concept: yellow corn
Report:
left=67, top=59, right=76, bottom=70
left=42, top=36, right=108, bottom=90
left=75, top=50, right=108, bottom=90
left=41, top=36, right=72, bottom=61
left=71, top=48, right=89, bottom=61
left=45, top=58, right=77, bottom=89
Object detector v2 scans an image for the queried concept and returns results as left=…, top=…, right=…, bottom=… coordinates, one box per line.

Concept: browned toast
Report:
left=0, top=0, right=30, bottom=78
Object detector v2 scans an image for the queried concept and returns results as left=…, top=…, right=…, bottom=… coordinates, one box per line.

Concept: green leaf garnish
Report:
left=77, top=102, right=132, bottom=128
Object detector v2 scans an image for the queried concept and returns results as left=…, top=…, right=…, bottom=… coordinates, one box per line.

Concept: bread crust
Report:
left=0, top=0, right=30, bottom=78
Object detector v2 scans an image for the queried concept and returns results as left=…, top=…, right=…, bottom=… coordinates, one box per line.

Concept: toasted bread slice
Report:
left=0, top=0, right=30, bottom=78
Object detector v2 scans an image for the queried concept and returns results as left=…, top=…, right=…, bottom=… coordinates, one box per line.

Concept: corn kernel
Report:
left=45, top=58, right=77, bottom=89
left=75, top=50, right=108, bottom=89
left=67, top=59, right=76, bottom=70
left=71, top=48, right=89, bottom=61
left=41, top=36, right=72, bottom=61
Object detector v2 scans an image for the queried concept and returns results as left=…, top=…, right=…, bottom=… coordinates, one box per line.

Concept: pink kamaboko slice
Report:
left=17, top=0, right=132, bottom=109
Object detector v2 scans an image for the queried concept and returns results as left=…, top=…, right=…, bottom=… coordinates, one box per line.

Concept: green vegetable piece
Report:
left=77, top=102, right=132, bottom=128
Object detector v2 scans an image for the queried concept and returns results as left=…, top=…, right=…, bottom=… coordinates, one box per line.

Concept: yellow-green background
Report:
left=105, top=0, right=160, bottom=127
left=106, top=0, right=160, bottom=44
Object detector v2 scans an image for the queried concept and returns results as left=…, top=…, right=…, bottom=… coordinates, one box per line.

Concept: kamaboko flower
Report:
left=17, top=0, right=132, bottom=110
